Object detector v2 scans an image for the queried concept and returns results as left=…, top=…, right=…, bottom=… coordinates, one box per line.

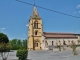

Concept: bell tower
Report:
left=27, top=5, right=43, bottom=50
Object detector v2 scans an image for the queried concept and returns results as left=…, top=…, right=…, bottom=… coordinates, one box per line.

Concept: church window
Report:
left=71, top=40, right=74, bottom=44
left=63, top=40, right=66, bottom=45
left=68, top=40, right=70, bottom=42
left=52, top=41, right=53, bottom=46
left=34, top=21, right=38, bottom=28
left=35, top=42, right=38, bottom=47
left=35, top=31, right=38, bottom=35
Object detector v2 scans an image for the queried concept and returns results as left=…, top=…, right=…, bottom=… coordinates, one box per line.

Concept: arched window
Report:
left=63, top=40, right=66, bottom=45
left=35, top=31, right=38, bottom=35
left=52, top=41, right=53, bottom=46
left=34, top=21, right=38, bottom=28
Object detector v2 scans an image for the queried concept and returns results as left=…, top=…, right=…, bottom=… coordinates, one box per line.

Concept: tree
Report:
left=16, top=39, right=28, bottom=60
left=71, top=41, right=78, bottom=55
left=0, top=32, right=10, bottom=60
left=22, top=39, right=27, bottom=49
left=10, top=39, right=17, bottom=46
left=0, top=43, right=10, bottom=60
left=9, top=39, right=27, bottom=50
left=17, top=39, right=22, bottom=46
left=22, top=39, right=27, bottom=46
left=0, top=32, right=9, bottom=43
left=9, top=39, right=18, bottom=50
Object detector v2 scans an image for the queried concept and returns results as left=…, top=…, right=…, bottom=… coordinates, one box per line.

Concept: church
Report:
left=27, top=5, right=80, bottom=50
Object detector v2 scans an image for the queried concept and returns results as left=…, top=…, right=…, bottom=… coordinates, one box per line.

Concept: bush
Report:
left=16, top=49, right=28, bottom=60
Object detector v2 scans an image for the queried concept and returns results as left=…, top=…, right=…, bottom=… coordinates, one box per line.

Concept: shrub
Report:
left=16, top=49, right=28, bottom=60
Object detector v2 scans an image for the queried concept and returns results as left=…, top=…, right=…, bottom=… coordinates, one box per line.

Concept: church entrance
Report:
left=34, top=40, right=41, bottom=50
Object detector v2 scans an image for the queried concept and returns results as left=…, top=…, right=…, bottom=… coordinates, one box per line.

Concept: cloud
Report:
left=74, top=5, right=80, bottom=13
left=22, top=34, right=26, bottom=36
left=79, top=11, right=80, bottom=13
left=74, top=12, right=77, bottom=13
left=1, top=27, right=6, bottom=30
left=26, top=24, right=29, bottom=27
left=74, top=11, right=80, bottom=14
left=76, top=4, right=80, bottom=9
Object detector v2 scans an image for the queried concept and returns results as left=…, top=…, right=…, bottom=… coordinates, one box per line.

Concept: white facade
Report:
left=41, top=35, right=80, bottom=50
left=46, top=38, right=78, bottom=46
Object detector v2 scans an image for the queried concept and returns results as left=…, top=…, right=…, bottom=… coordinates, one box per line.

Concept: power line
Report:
left=34, top=0, right=35, bottom=5
left=15, top=0, right=80, bottom=18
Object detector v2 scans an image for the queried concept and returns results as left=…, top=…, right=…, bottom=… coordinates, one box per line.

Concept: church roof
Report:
left=31, top=5, right=40, bottom=18
left=43, top=32, right=80, bottom=38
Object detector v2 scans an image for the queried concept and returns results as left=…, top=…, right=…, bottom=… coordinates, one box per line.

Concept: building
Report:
left=27, top=5, right=80, bottom=50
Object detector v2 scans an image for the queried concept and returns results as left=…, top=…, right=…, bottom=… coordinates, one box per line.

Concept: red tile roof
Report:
left=43, top=32, right=79, bottom=38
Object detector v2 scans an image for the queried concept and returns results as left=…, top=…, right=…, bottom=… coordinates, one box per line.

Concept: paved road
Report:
left=28, top=50, right=80, bottom=60
left=0, top=50, right=80, bottom=60
left=0, top=50, right=18, bottom=60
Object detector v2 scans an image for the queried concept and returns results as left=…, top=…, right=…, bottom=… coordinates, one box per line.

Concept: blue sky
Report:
left=0, top=0, right=80, bottom=40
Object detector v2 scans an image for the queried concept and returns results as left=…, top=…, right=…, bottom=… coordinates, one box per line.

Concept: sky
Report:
left=0, top=0, right=80, bottom=40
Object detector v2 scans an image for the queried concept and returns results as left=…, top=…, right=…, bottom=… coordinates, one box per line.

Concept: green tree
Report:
left=22, top=39, right=27, bottom=49
left=9, top=39, right=27, bottom=50
left=17, top=39, right=22, bottom=46
left=11, top=39, right=17, bottom=46
left=22, top=39, right=27, bottom=46
left=9, top=39, right=18, bottom=50
left=0, top=32, right=10, bottom=60
left=0, top=32, right=9, bottom=43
